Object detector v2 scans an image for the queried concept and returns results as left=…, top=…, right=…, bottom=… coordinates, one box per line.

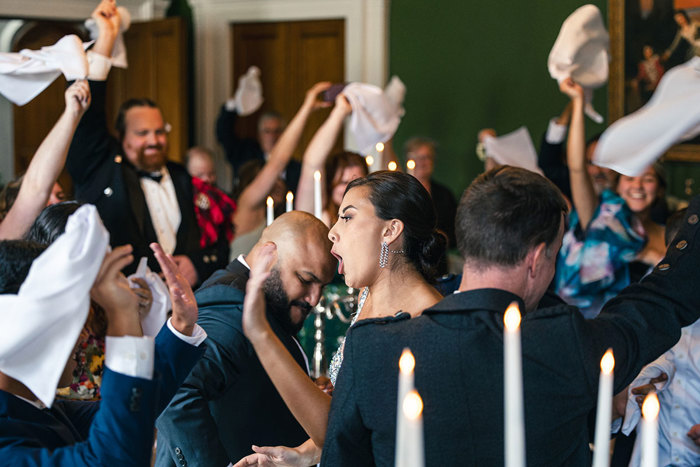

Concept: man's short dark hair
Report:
left=456, top=166, right=568, bottom=268
left=0, top=240, right=47, bottom=294
left=115, top=98, right=160, bottom=142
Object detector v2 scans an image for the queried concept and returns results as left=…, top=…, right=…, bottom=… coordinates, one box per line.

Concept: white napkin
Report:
left=594, top=56, right=700, bottom=176
left=228, top=66, right=264, bottom=116
left=0, top=35, right=88, bottom=106
left=0, top=205, right=109, bottom=407
left=128, top=257, right=170, bottom=337
left=548, top=4, right=609, bottom=123
left=343, top=77, right=405, bottom=153
left=482, top=127, right=544, bottom=175
left=84, top=5, right=132, bottom=69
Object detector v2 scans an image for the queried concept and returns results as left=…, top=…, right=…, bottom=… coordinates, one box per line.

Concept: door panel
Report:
left=230, top=19, right=345, bottom=160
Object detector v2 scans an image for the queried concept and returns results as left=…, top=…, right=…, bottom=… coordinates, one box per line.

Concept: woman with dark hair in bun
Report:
left=233, top=170, right=445, bottom=467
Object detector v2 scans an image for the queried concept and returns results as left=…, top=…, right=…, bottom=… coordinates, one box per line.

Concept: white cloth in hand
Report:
left=84, top=5, right=131, bottom=69
left=0, top=35, right=88, bottom=106
left=343, top=77, right=405, bottom=153
left=482, top=127, right=544, bottom=175
left=128, top=257, right=170, bottom=338
left=594, top=57, right=700, bottom=176
left=0, top=205, right=109, bottom=407
left=548, top=4, right=609, bottom=123
left=228, top=66, right=264, bottom=116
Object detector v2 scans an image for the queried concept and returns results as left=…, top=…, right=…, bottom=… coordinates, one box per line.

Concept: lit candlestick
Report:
left=376, top=142, right=385, bottom=152
left=365, top=155, right=374, bottom=167
left=407, top=159, right=416, bottom=176
left=395, top=348, right=416, bottom=463
left=313, top=170, right=322, bottom=220
left=592, top=349, right=615, bottom=467
left=266, top=196, right=274, bottom=226
left=396, top=389, right=425, bottom=467
left=388, top=161, right=398, bottom=171
left=504, top=302, right=525, bottom=467
left=641, top=393, right=659, bottom=467
left=286, top=191, right=294, bottom=212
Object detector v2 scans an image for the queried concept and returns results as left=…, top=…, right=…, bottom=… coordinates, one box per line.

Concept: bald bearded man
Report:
left=155, top=211, right=336, bottom=467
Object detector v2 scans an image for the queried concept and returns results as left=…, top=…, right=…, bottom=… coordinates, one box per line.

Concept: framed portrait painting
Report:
left=609, top=0, right=700, bottom=162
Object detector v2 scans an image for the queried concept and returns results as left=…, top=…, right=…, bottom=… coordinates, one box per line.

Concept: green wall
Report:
left=389, top=0, right=608, bottom=198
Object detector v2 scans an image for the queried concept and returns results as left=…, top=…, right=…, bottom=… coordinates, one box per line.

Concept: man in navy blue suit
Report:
left=0, top=238, right=206, bottom=466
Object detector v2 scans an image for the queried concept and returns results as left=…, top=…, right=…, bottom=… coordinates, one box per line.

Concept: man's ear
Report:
left=382, top=219, right=405, bottom=247
left=526, top=242, right=547, bottom=278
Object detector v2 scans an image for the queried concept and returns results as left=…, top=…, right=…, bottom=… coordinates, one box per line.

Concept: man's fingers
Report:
left=150, top=243, right=179, bottom=282
left=97, top=245, right=133, bottom=281
left=649, top=373, right=668, bottom=384
left=631, top=383, right=654, bottom=395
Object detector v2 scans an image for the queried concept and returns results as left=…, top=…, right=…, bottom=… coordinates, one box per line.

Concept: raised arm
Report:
left=296, top=94, right=352, bottom=217
left=560, top=78, right=598, bottom=229
left=234, top=82, right=330, bottom=232
left=0, top=81, right=90, bottom=240
left=242, top=243, right=332, bottom=447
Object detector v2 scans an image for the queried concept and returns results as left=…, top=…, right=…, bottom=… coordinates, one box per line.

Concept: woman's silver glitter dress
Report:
left=327, top=287, right=368, bottom=386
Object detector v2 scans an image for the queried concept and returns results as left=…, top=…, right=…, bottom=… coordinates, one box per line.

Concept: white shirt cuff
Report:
left=87, top=51, right=112, bottom=81
left=225, top=98, right=237, bottom=112
left=105, top=335, right=155, bottom=380
left=545, top=118, right=568, bottom=144
left=166, top=318, right=207, bottom=346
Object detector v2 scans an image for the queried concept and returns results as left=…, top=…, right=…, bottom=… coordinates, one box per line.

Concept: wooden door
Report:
left=106, top=17, right=188, bottom=162
left=231, top=19, right=345, bottom=160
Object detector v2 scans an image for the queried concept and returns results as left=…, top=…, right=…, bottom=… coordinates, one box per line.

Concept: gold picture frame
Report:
left=608, top=0, right=700, bottom=162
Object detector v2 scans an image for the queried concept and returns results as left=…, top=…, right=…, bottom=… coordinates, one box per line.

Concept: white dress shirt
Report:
left=140, top=168, right=181, bottom=255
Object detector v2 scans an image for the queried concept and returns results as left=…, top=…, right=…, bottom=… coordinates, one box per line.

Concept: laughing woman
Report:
left=234, top=171, right=445, bottom=466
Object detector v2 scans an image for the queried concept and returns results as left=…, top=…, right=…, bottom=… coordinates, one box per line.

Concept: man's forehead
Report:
left=126, top=107, right=164, bottom=125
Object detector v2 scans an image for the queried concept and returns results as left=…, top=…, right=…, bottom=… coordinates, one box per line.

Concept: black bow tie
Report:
left=137, top=170, right=163, bottom=183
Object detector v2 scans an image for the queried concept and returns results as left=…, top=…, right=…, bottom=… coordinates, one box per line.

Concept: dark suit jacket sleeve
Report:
left=66, top=80, right=116, bottom=187
left=0, top=369, right=159, bottom=466
left=215, top=105, right=262, bottom=175
left=538, top=133, right=571, bottom=200
left=575, top=195, right=700, bottom=395
left=156, top=304, right=251, bottom=466
left=321, top=332, right=374, bottom=466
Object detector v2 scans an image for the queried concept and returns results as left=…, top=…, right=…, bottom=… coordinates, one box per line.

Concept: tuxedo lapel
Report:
left=122, top=162, right=148, bottom=237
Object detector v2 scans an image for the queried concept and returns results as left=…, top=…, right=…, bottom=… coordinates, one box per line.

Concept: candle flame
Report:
left=601, top=349, right=615, bottom=374
left=375, top=142, right=385, bottom=152
left=642, top=392, right=660, bottom=420
left=399, top=348, right=415, bottom=375
left=286, top=191, right=294, bottom=202
left=313, top=170, right=321, bottom=181
left=504, top=302, right=521, bottom=331
left=402, top=390, right=423, bottom=420
left=388, top=161, right=398, bottom=171
left=365, top=155, right=374, bottom=166
left=407, top=160, right=416, bottom=170
left=266, top=196, right=273, bottom=207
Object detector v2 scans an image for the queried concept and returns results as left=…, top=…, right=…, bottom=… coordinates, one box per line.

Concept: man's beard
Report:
left=137, top=144, right=167, bottom=172
left=262, top=268, right=312, bottom=334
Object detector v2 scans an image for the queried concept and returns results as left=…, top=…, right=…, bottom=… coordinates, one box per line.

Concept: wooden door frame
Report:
left=191, top=0, right=389, bottom=189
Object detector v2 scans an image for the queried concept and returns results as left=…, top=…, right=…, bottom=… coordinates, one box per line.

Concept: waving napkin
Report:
left=482, top=127, right=544, bottom=175
left=548, top=4, right=609, bottom=123
left=128, top=257, right=170, bottom=337
left=226, top=66, right=264, bottom=116
left=0, top=35, right=88, bottom=106
left=0, top=7, right=130, bottom=106
left=343, top=76, right=406, bottom=153
left=594, top=56, right=700, bottom=176
left=0, top=205, right=109, bottom=407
